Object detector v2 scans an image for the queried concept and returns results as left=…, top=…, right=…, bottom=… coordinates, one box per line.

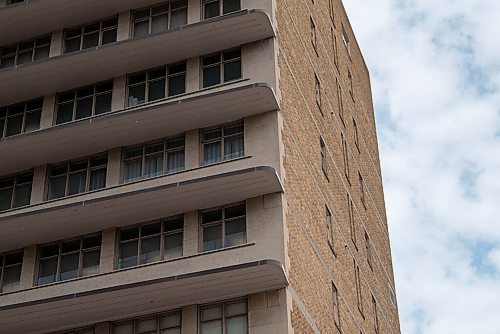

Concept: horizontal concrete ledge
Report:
left=0, top=164, right=284, bottom=251
left=0, top=258, right=288, bottom=334
left=0, top=83, right=279, bottom=176
left=0, top=9, right=275, bottom=105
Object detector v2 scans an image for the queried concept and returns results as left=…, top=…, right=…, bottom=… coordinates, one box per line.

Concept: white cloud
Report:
left=343, top=0, right=500, bottom=333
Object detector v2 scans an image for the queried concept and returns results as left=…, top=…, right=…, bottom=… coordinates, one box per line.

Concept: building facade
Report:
left=0, top=0, right=400, bottom=333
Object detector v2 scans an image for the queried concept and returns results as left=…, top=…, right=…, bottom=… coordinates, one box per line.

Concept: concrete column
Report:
left=187, top=0, right=201, bottom=24
left=112, top=76, right=127, bottom=112
left=186, top=57, right=200, bottom=94
left=117, top=11, right=131, bottom=41
left=184, top=129, right=199, bottom=169
left=95, top=322, right=110, bottom=334
left=19, top=245, right=37, bottom=289
left=30, top=165, right=47, bottom=204
left=248, top=289, right=289, bottom=333
left=100, top=228, right=117, bottom=273
left=183, top=211, right=199, bottom=256
left=40, top=94, right=56, bottom=129
left=106, top=148, right=122, bottom=187
left=49, top=29, right=64, bottom=57
left=182, top=305, right=198, bottom=334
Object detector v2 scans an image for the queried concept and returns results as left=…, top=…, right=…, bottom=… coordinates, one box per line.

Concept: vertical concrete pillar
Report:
left=30, top=165, right=47, bottom=204
left=49, top=29, right=64, bottom=57
left=183, top=211, right=199, bottom=256
left=40, top=94, right=56, bottom=129
left=106, top=148, right=122, bottom=187
left=184, top=129, right=199, bottom=170
left=100, top=228, right=116, bottom=273
left=187, top=0, right=201, bottom=24
left=112, top=76, right=127, bottom=112
left=117, top=11, right=131, bottom=42
left=19, top=245, right=37, bottom=289
left=95, top=322, right=110, bottom=334
left=248, top=289, right=289, bottom=333
left=186, top=57, right=200, bottom=94
left=182, top=305, right=198, bottom=334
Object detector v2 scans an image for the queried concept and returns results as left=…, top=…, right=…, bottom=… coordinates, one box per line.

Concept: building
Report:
left=0, top=0, right=400, bottom=333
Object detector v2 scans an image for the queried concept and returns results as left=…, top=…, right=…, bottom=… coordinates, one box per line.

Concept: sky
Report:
left=342, top=0, right=500, bottom=333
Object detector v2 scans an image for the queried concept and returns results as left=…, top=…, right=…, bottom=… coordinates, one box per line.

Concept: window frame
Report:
left=0, top=250, right=23, bottom=294
left=0, top=35, right=51, bottom=69
left=199, top=298, right=248, bottom=334
left=0, top=98, right=43, bottom=138
left=63, top=16, right=118, bottom=54
left=111, top=309, right=182, bottom=334
left=200, top=120, right=244, bottom=166
left=202, top=0, right=241, bottom=20
left=0, top=170, right=34, bottom=212
left=201, top=48, right=242, bottom=88
left=131, top=1, right=188, bottom=38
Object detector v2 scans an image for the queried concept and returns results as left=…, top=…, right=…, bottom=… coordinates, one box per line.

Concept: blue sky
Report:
left=343, top=0, right=500, bottom=333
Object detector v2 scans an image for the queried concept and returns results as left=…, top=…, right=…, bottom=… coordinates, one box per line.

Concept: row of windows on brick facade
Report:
left=0, top=120, right=244, bottom=211
left=0, top=202, right=247, bottom=292
left=0, top=48, right=241, bottom=138
left=51, top=297, right=248, bottom=334
left=0, top=0, right=242, bottom=69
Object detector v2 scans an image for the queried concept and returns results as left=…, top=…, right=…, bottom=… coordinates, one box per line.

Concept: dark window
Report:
left=342, top=133, right=349, bottom=181
left=47, top=154, right=107, bottom=200
left=132, top=1, right=187, bottom=38
left=127, top=63, right=186, bottom=107
left=0, top=35, right=51, bottom=69
left=202, top=49, right=241, bottom=88
left=201, top=203, right=246, bottom=252
left=201, top=121, right=244, bottom=165
left=0, top=172, right=33, bottom=212
left=348, top=70, right=354, bottom=99
left=0, top=251, right=23, bottom=293
left=111, top=310, right=181, bottom=334
left=372, top=295, right=380, bottom=333
left=55, top=82, right=113, bottom=124
left=359, top=172, right=366, bottom=208
left=353, top=118, right=360, bottom=152
left=123, top=136, right=185, bottom=183
left=310, top=17, right=317, bottom=51
left=0, top=98, right=42, bottom=138
left=365, top=231, right=373, bottom=270
left=315, top=74, right=322, bottom=112
left=200, top=299, right=247, bottom=334
left=202, top=0, right=241, bottom=19
left=348, top=194, right=357, bottom=247
left=117, top=216, right=184, bottom=269
left=6, top=0, right=26, bottom=5
left=332, top=282, right=340, bottom=330
left=64, top=17, right=118, bottom=53
left=326, top=206, right=335, bottom=254
left=320, top=137, right=328, bottom=178
left=37, top=234, right=101, bottom=285
left=355, top=261, right=363, bottom=315
left=337, top=79, right=344, bottom=125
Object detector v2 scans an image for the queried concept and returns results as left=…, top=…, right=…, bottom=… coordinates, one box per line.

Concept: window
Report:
left=0, top=99, right=42, bottom=138
left=0, top=172, right=33, bottom=212
left=341, top=133, right=349, bottom=181
left=348, top=70, right=354, bottom=99
left=348, top=195, right=357, bottom=247
left=320, top=137, right=328, bottom=178
left=333, top=31, right=339, bottom=70
left=55, top=81, right=113, bottom=124
left=326, top=206, right=335, bottom=254
left=37, top=234, right=101, bottom=285
left=200, top=299, right=247, bottom=334
left=0, top=35, right=51, bottom=69
left=111, top=310, right=181, bottom=334
left=342, top=25, right=350, bottom=55
left=315, top=74, right=322, bottom=112
left=372, top=295, right=380, bottom=333
left=6, top=0, right=26, bottom=5
left=332, top=282, right=340, bottom=330
left=132, top=1, right=187, bottom=38
left=365, top=231, right=372, bottom=270
left=353, top=118, right=360, bottom=152
left=389, top=283, right=397, bottom=307
left=127, top=62, right=186, bottom=106
left=201, top=121, right=244, bottom=165
left=355, top=261, right=363, bottom=315
left=359, top=172, right=366, bottom=208
left=64, top=17, right=118, bottom=53
left=310, top=17, right=317, bottom=52
left=53, top=327, right=95, bottom=334
left=118, top=216, right=184, bottom=269
left=47, top=154, right=107, bottom=200
left=337, top=79, right=344, bottom=125
left=329, top=0, right=335, bottom=25
left=123, top=136, right=185, bottom=183
left=202, top=49, right=241, bottom=88
left=203, top=0, right=241, bottom=19
left=201, top=203, right=246, bottom=252
left=0, top=251, right=23, bottom=293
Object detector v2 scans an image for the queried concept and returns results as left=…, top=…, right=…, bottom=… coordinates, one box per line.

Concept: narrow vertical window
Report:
left=0, top=251, right=23, bottom=293
left=372, top=295, right=380, bottom=333
left=203, top=0, right=241, bottom=19
left=337, top=79, right=344, bottom=125
left=329, top=0, right=335, bottom=25
left=342, top=133, right=349, bottom=181
left=201, top=203, right=246, bottom=252
left=353, top=118, right=360, bottom=152
left=333, top=32, right=339, bottom=70
left=320, top=137, right=328, bottom=178
left=332, top=282, right=340, bottom=330
left=365, top=231, right=372, bottom=270
left=326, top=206, right=335, bottom=254
left=310, top=17, right=317, bottom=52
left=359, top=172, right=366, bottom=208
left=342, top=25, right=350, bottom=56
left=348, top=194, right=357, bottom=247
left=200, top=299, right=248, bottom=334
left=348, top=70, right=354, bottom=99
left=201, top=121, right=244, bottom=165
left=202, top=49, right=241, bottom=88
left=315, top=74, right=322, bottom=113
left=355, top=261, right=363, bottom=315
left=0, top=172, right=33, bottom=211
left=389, top=283, right=397, bottom=307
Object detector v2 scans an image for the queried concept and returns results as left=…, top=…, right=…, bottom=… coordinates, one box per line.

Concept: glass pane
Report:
left=0, top=118, right=5, bottom=138
left=201, top=320, right=222, bottom=334
left=134, top=21, right=149, bottom=38
left=170, top=9, right=187, bottom=29
left=5, top=115, right=23, bottom=136
left=82, top=250, right=100, bottom=276
left=13, top=183, right=31, bottom=208
left=140, top=236, right=161, bottom=264
left=38, top=258, right=57, bottom=285
left=120, top=227, right=139, bottom=241
left=225, top=218, right=246, bottom=247
left=95, top=94, right=112, bottom=114
left=82, top=32, right=99, bottom=49
left=102, top=29, right=118, bottom=44
left=226, top=315, right=247, bottom=334
left=144, top=153, right=163, bottom=177
left=148, top=79, right=166, bottom=102
left=138, top=318, right=157, bottom=332
left=204, top=1, right=220, bottom=19
left=167, top=150, right=184, bottom=173
left=223, top=0, right=240, bottom=14
left=124, top=159, right=142, bottom=182
left=61, top=239, right=80, bottom=253
left=161, top=313, right=181, bottom=328
left=142, top=222, right=162, bottom=236
left=17, top=50, right=33, bottom=65
left=83, top=234, right=102, bottom=248
left=48, top=176, right=66, bottom=200
left=224, top=123, right=243, bottom=135
left=68, top=171, right=87, bottom=195
left=202, top=209, right=222, bottom=224
left=0, top=55, right=15, bottom=68
left=161, top=328, right=181, bottom=334
left=89, top=169, right=106, bottom=191
left=24, top=110, right=41, bottom=132
left=202, top=128, right=222, bottom=141
left=152, top=14, right=168, bottom=33
left=202, top=225, right=222, bottom=252
left=224, top=135, right=244, bottom=160
left=41, top=244, right=59, bottom=258
left=60, top=253, right=79, bottom=281
left=202, top=306, right=222, bottom=321
left=1, top=265, right=21, bottom=293
left=128, top=84, right=146, bottom=106
left=0, top=188, right=13, bottom=211
left=224, top=61, right=241, bottom=82
left=113, top=323, right=134, bottom=334
left=65, top=37, right=81, bottom=53
left=168, top=75, right=185, bottom=96
left=75, top=98, right=93, bottom=119
left=203, top=142, right=221, bottom=165
left=225, top=301, right=247, bottom=316
left=118, top=241, right=138, bottom=268
left=203, top=66, right=221, bottom=88
left=56, top=103, right=74, bottom=124
left=34, top=45, right=50, bottom=60
left=164, top=233, right=183, bottom=259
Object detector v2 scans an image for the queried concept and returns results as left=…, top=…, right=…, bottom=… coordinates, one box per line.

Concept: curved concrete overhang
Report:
left=0, top=257, right=288, bottom=334
left=0, top=83, right=279, bottom=176
left=0, top=164, right=284, bottom=251
left=0, top=10, right=275, bottom=105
